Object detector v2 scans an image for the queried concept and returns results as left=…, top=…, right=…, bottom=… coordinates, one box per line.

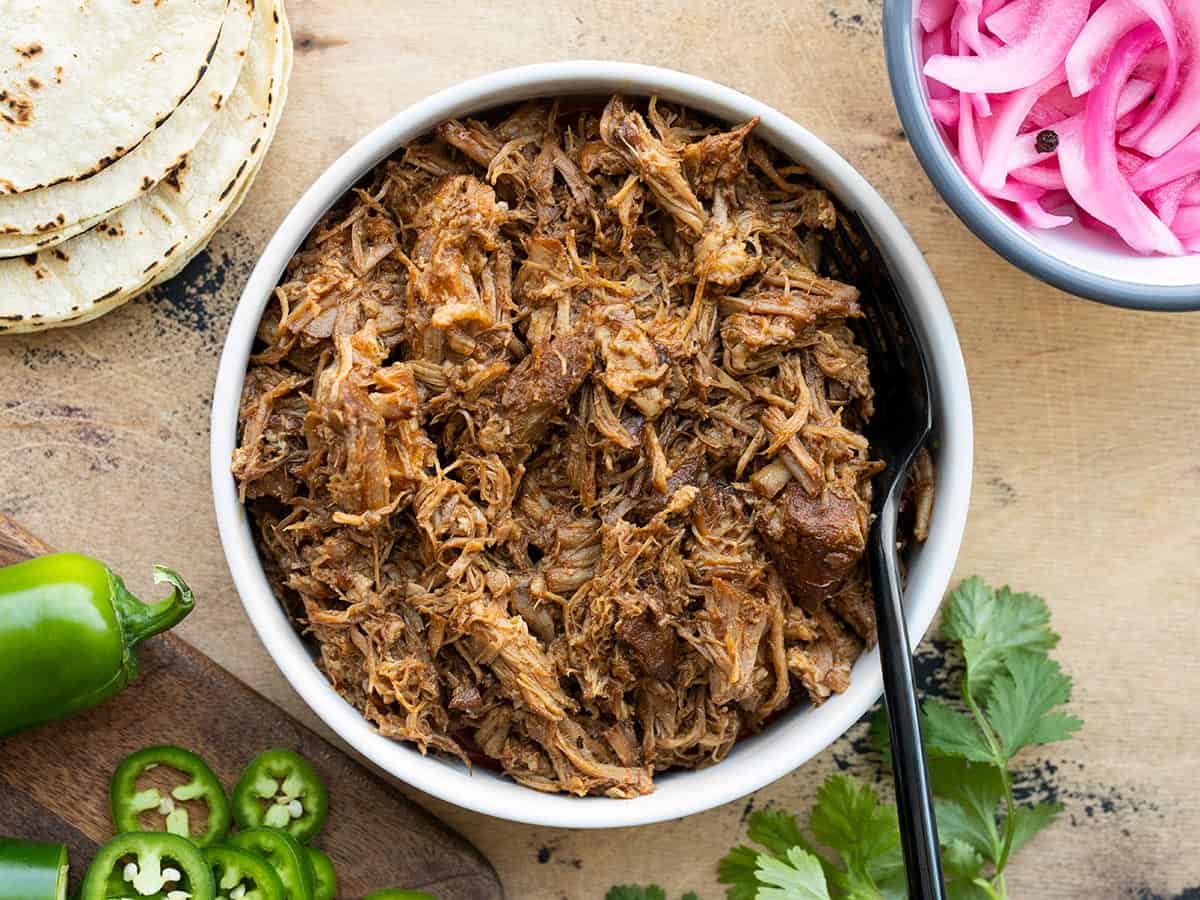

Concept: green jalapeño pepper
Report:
left=111, top=746, right=232, bottom=848
left=0, top=554, right=195, bottom=737
left=205, top=845, right=286, bottom=900
left=0, top=838, right=69, bottom=900
left=304, top=848, right=335, bottom=900
left=232, top=750, right=329, bottom=843
left=81, top=832, right=214, bottom=900
left=228, top=828, right=314, bottom=900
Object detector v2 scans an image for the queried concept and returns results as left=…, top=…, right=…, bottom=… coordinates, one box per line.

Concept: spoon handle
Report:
left=870, top=484, right=946, bottom=900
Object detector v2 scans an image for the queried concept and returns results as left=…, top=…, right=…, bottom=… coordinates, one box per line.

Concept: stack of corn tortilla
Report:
left=0, top=0, right=292, bottom=332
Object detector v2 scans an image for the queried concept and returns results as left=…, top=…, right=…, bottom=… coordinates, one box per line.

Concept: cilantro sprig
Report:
left=606, top=887, right=699, bottom=900
left=708, top=576, right=1081, bottom=900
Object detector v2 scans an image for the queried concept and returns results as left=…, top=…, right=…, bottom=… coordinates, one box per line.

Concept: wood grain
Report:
left=0, top=513, right=503, bottom=900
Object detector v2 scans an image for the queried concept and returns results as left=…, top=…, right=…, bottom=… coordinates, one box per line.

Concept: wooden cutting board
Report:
left=0, top=513, right=503, bottom=899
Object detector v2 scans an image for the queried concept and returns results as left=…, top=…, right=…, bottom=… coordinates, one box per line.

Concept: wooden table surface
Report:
left=2, top=1, right=1198, bottom=897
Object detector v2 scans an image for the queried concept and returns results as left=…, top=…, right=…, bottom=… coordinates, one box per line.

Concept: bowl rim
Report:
left=210, top=59, right=974, bottom=829
left=882, top=0, right=1200, bottom=312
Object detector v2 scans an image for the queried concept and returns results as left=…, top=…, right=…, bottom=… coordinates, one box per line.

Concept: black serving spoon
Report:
left=826, top=212, right=946, bottom=900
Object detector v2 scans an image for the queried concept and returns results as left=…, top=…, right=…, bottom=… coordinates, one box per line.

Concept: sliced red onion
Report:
left=1146, top=174, right=1198, bottom=226
left=1016, top=198, right=1074, bottom=228
left=958, top=91, right=1043, bottom=201
left=1173, top=205, right=1200, bottom=235
left=930, top=97, right=962, bottom=126
left=979, top=67, right=1067, bottom=190
left=1128, top=130, right=1200, bottom=192
left=920, top=0, right=958, bottom=33
left=1026, top=82, right=1087, bottom=127
left=1041, top=189, right=1074, bottom=208
left=1011, top=162, right=1067, bottom=189
left=956, top=0, right=987, bottom=53
left=1065, top=0, right=1148, bottom=95
left=1060, top=24, right=1183, bottom=254
left=921, top=0, right=1199, bottom=255
left=923, top=28, right=955, bottom=99
left=925, top=0, right=1090, bottom=93
left=950, top=4, right=996, bottom=116
left=1118, top=0, right=1181, bottom=146
left=985, top=0, right=1032, bottom=43
left=1132, top=0, right=1200, bottom=156
left=1007, top=77, right=1156, bottom=171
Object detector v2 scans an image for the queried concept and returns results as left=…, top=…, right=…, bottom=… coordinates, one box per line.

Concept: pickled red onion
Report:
left=1132, top=0, right=1200, bottom=156
left=1060, top=24, right=1183, bottom=254
left=985, top=0, right=1032, bottom=42
left=1065, top=0, right=1153, bottom=94
left=920, top=0, right=958, bottom=33
left=921, top=0, right=1200, bottom=256
left=924, top=0, right=1089, bottom=92
left=1127, top=130, right=1200, bottom=192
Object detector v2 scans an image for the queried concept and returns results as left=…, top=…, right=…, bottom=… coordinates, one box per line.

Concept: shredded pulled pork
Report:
left=233, top=96, right=933, bottom=797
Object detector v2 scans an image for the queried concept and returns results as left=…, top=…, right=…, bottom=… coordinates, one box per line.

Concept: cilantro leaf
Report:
left=606, top=887, right=666, bottom=900
left=755, top=847, right=833, bottom=900
left=943, top=579, right=1059, bottom=701
left=929, top=758, right=1005, bottom=862
left=1008, top=802, right=1063, bottom=856
left=810, top=775, right=902, bottom=886
left=946, top=879, right=994, bottom=900
left=718, top=845, right=763, bottom=900
left=921, top=699, right=995, bottom=764
left=986, top=652, right=1083, bottom=760
left=941, top=838, right=984, bottom=882
left=749, top=808, right=811, bottom=858
left=604, top=888, right=698, bottom=900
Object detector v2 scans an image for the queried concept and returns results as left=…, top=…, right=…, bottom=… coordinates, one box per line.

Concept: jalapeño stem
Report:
left=113, top=566, right=196, bottom=649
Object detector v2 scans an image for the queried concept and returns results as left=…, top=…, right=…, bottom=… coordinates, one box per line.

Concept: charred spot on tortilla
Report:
left=21, top=253, right=36, bottom=266
left=143, top=260, right=160, bottom=274
left=164, top=241, right=180, bottom=257
left=164, top=161, right=187, bottom=192
left=27, top=77, right=41, bottom=91
left=250, top=138, right=261, bottom=154
left=219, top=162, right=248, bottom=201
left=51, top=249, right=68, bottom=262
left=97, top=287, right=121, bottom=301
left=142, top=176, right=155, bottom=191
left=15, top=43, right=43, bottom=59
left=0, top=90, right=33, bottom=127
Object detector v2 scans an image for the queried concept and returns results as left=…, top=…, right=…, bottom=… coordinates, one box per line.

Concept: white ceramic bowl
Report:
left=211, top=61, right=974, bottom=829
left=883, top=0, right=1200, bottom=311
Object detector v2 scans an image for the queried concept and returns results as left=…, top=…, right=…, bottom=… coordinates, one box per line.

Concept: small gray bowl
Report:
left=883, top=0, right=1200, bottom=311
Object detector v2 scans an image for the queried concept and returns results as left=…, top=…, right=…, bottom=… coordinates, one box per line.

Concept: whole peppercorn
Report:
left=1035, top=129, right=1059, bottom=154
